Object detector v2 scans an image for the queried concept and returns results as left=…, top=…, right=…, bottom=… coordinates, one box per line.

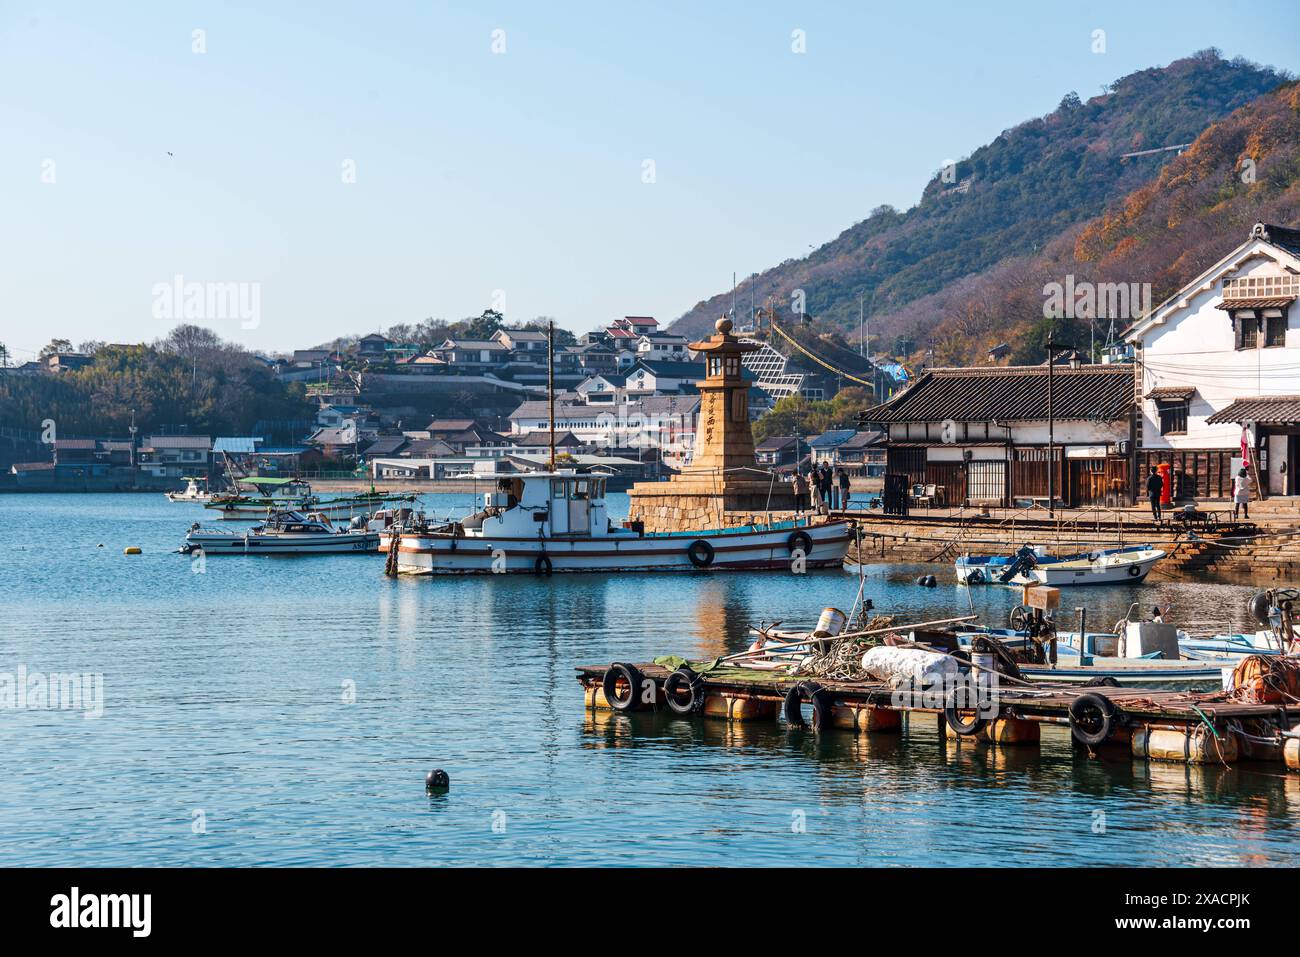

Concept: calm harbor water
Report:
left=1, top=492, right=1297, bottom=867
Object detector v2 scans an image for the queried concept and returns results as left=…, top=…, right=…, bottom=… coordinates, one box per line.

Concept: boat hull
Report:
left=185, top=532, right=379, bottom=554
left=956, top=547, right=1165, bottom=586
left=1015, top=661, right=1228, bottom=692
left=389, top=521, right=852, bottom=574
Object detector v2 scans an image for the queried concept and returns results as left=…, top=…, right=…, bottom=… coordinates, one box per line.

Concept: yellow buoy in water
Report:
left=123, top=546, right=142, bottom=555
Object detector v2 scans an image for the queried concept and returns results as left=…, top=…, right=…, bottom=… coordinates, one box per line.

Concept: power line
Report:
left=768, top=317, right=876, bottom=392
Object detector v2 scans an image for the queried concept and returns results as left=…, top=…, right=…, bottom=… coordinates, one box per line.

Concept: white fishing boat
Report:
left=383, top=472, right=851, bottom=575
left=182, top=510, right=379, bottom=555
left=165, top=477, right=213, bottom=503
left=206, top=477, right=316, bottom=519
left=955, top=543, right=1165, bottom=586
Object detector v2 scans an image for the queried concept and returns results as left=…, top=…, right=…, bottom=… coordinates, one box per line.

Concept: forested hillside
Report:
left=670, top=51, right=1292, bottom=360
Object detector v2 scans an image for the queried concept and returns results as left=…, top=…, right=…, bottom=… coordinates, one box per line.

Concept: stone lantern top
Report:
left=689, top=317, right=760, bottom=374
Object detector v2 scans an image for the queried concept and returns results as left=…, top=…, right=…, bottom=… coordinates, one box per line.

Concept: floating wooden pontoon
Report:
left=576, top=662, right=1300, bottom=768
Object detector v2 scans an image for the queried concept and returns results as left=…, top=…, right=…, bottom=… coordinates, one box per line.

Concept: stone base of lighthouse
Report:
left=626, top=474, right=800, bottom=533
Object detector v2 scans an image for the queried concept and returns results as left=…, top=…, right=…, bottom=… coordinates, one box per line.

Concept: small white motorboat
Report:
left=954, top=623, right=1230, bottom=691
left=166, top=477, right=213, bottom=503
left=182, top=510, right=379, bottom=555
left=382, top=472, right=851, bottom=575
left=955, top=544, right=1165, bottom=586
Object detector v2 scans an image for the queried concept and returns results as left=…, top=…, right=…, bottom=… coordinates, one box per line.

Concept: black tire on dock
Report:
left=664, top=667, right=704, bottom=715
left=783, top=681, right=831, bottom=729
left=787, top=530, right=813, bottom=555
left=1068, top=692, right=1117, bottom=746
left=602, top=662, right=646, bottom=712
left=687, top=539, right=715, bottom=568
left=535, top=553, right=553, bottom=575
left=944, top=687, right=988, bottom=737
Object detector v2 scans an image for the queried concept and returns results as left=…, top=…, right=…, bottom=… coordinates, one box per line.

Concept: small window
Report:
left=1157, top=400, right=1188, bottom=435
left=1235, top=313, right=1261, bottom=350
left=1265, top=314, right=1287, bottom=348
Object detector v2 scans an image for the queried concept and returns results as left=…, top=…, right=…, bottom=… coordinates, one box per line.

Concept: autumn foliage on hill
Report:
left=670, top=52, right=1292, bottom=363
left=920, top=76, right=1300, bottom=364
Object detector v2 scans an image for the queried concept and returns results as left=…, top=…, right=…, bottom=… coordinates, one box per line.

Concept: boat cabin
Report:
left=260, top=511, right=333, bottom=534
left=462, top=472, right=612, bottom=538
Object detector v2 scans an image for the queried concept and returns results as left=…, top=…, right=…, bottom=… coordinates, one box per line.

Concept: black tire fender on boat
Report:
left=535, top=553, right=553, bottom=576
left=687, top=539, right=715, bottom=568
left=787, top=530, right=813, bottom=555
left=602, top=662, right=647, bottom=712
left=1082, top=675, right=1120, bottom=688
left=663, top=667, right=704, bottom=715
left=1069, top=692, right=1118, bottom=746
left=944, top=687, right=988, bottom=737
left=1127, top=564, right=1142, bottom=578
left=783, top=681, right=833, bottom=729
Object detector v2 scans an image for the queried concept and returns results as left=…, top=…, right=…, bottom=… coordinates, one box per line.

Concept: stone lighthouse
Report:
left=626, top=317, right=798, bottom=532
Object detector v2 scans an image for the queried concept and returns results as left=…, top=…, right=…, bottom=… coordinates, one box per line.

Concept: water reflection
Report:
left=1, top=493, right=1295, bottom=866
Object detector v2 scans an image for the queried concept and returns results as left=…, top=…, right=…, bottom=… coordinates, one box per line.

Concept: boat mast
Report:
left=548, top=319, right=556, bottom=471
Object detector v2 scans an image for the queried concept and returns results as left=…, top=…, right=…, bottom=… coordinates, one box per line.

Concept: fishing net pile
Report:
left=795, top=615, right=897, bottom=680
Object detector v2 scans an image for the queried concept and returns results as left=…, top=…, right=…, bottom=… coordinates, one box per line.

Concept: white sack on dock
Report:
left=860, top=646, right=958, bottom=687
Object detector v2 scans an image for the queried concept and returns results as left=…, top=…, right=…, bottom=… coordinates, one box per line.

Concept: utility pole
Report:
left=547, top=320, right=556, bottom=472
left=1047, top=331, right=1055, bottom=518
left=859, top=295, right=864, bottom=357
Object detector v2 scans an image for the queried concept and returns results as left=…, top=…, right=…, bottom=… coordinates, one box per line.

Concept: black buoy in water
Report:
left=425, top=769, right=450, bottom=792
left=925, top=575, right=938, bottom=587
left=916, top=576, right=927, bottom=586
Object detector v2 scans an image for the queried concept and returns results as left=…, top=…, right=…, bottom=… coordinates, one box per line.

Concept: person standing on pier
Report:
left=837, top=467, right=850, bottom=510
left=1145, top=466, right=1165, bottom=522
left=1233, top=467, right=1251, bottom=521
left=793, top=471, right=807, bottom=515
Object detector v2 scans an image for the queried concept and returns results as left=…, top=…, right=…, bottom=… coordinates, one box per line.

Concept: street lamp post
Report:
left=1046, top=331, right=1082, bottom=519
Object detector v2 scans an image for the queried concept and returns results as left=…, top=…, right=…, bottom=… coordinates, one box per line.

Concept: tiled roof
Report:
left=631, top=360, right=706, bottom=378
left=363, top=436, right=409, bottom=456
left=1214, top=297, right=1294, bottom=310
left=438, top=339, right=507, bottom=350
left=756, top=436, right=798, bottom=451
left=403, top=438, right=458, bottom=457
left=862, top=365, right=1134, bottom=424
left=312, top=428, right=352, bottom=443
left=1146, top=387, right=1195, bottom=401
left=1258, top=223, right=1300, bottom=257
left=53, top=439, right=97, bottom=449
left=147, top=435, right=212, bottom=448
left=809, top=429, right=859, bottom=448
left=838, top=430, right=884, bottom=449
left=513, top=430, right=581, bottom=447
left=1206, top=396, right=1300, bottom=425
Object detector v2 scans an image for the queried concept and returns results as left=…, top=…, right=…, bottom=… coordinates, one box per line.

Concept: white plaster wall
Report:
left=1137, top=245, right=1300, bottom=451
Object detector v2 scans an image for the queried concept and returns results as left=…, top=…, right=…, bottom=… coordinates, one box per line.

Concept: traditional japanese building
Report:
left=1125, top=222, right=1300, bottom=498
left=861, top=364, right=1136, bottom=507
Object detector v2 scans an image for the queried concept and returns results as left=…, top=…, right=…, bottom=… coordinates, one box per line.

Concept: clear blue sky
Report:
left=3, top=1, right=1298, bottom=357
